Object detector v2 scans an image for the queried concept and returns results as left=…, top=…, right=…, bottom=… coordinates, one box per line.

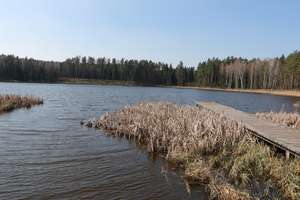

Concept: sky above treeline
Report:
left=0, top=0, right=299, bottom=66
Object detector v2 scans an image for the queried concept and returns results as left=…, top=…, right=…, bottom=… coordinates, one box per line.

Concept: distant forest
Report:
left=0, top=50, right=300, bottom=89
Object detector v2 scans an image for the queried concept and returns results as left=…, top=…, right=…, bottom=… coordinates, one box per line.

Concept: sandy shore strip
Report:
left=169, top=86, right=300, bottom=98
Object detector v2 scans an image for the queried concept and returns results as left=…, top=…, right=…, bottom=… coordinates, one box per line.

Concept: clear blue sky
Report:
left=0, top=0, right=299, bottom=66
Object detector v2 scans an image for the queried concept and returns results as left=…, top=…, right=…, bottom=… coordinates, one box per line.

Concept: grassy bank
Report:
left=85, top=102, right=300, bottom=199
left=0, top=95, right=43, bottom=113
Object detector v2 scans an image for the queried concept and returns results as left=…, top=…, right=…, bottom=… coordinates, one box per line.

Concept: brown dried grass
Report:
left=256, top=111, right=300, bottom=129
left=0, top=95, right=43, bottom=113
left=86, top=102, right=300, bottom=200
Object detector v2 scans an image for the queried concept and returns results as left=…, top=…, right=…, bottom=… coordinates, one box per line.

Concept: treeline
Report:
left=196, top=51, right=300, bottom=89
left=0, top=50, right=299, bottom=89
left=0, top=55, right=194, bottom=85
left=0, top=54, right=59, bottom=82
left=60, top=58, right=194, bottom=85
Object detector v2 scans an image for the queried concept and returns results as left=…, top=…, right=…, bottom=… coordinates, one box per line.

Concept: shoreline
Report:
left=58, top=78, right=137, bottom=86
left=168, top=86, right=300, bottom=98
left=2, top=79, right=300, bottom=98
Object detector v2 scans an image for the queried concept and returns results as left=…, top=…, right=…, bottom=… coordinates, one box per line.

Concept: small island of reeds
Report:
left=84, top=102, right=300, bottom=200
left=0, top=95, right=43, bottom=113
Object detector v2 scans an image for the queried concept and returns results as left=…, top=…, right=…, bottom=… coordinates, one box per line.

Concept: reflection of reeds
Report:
left=86, top=102, right=300, bottom=199
left=0, top=95, right=43, bottom=113
left=256, top=112, right=300, bottom=129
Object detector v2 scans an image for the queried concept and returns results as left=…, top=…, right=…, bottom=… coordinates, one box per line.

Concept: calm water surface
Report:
left=0, top=82, right=299, bottom=200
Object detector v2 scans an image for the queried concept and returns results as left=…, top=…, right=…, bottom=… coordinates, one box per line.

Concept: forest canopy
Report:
left=0, top=50, right=300, bottom=89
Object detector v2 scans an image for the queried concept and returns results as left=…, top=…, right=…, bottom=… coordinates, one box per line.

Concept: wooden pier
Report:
left=197, top=102, right=300, bottom=158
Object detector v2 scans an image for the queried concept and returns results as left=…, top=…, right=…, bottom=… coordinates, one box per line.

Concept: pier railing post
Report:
left=286, top=150, right=290, bottom=159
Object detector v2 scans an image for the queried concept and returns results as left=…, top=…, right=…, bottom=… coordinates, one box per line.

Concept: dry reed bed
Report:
left=0, top=95, right=43, bottom=113
left=256, top=111, right=300, bottom=129
left=85, top=102, right=300, bottom=200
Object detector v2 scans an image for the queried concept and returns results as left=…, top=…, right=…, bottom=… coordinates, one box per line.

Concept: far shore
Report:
left=170, top=86, right=300, bottom=98
left=2, top=79, right=300, bottom=98
left=58, top=78, right=137, bottom=86
left=48, top=79, right=300, bottom=98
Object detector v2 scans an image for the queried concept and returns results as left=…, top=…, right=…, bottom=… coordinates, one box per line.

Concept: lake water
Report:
left=0, top=82, right=299, bottom=199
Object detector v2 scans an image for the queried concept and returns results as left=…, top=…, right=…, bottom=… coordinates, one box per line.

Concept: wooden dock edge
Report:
left=196, top=101, right=300, bottom=159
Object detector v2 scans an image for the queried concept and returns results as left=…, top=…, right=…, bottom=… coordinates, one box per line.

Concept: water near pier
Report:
left=0, top=82, right=299, bottom=199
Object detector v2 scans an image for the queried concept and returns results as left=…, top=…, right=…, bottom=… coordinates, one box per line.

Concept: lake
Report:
left=0, top=82, right=299, bottom=199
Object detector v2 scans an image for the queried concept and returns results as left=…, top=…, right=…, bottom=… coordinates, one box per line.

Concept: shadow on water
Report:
left=0, top=82, right=299, bottom=199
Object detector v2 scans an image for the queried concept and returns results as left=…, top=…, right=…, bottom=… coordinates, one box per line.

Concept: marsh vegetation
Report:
left=85, top=102, right=300, bottom=199
left=0, top=95, right=43, bottom=113
left=256, top=111, right=300, bottom=129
